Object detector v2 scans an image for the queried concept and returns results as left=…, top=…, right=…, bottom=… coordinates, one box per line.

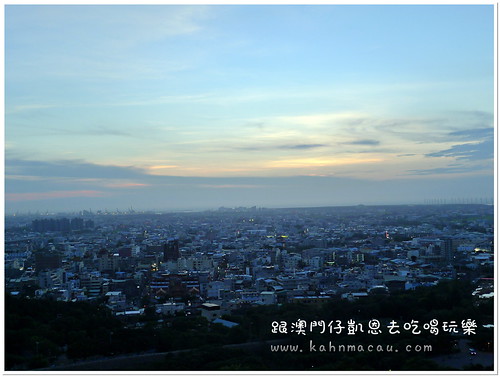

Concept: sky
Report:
left=4, top=4, right=495, bottom=213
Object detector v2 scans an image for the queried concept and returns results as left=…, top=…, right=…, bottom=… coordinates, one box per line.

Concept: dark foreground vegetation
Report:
left=5, top=279, right=493, bottom=371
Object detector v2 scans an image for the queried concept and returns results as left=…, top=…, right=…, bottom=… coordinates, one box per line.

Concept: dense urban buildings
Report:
left=6, top=204, right=494, bottom=307
left=4, top=204, right=494, bottom=370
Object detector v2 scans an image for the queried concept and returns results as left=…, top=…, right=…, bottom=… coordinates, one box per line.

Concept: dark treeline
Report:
left=5, top=279, right=493, bottom=371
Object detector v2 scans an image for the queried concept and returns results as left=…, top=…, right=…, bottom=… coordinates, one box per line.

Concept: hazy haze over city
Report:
left=5, top=4, right=494, bottom=213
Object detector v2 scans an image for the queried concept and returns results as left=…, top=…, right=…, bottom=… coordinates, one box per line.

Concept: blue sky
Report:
left=5, top=4, right=495, bottom=213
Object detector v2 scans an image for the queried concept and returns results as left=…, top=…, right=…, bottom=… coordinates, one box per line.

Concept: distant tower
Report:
left=440, top=237, right=454, bottom=264
left=164, top=238, right=180, bottom=261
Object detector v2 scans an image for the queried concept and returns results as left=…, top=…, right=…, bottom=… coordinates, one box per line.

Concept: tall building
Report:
left=32, top=217, right=93, bottom=232
left=440, top=237, right=454, bottom=264
left=164, top=238, right=180, bottom=262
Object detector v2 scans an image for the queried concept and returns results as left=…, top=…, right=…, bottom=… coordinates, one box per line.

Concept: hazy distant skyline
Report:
left=5, top=4, right=494, bottom=213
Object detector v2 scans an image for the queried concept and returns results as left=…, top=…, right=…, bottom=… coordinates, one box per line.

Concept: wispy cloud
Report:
left=6, top=6, right=213, bottom=82
left=451, top=110, right=493, bottom=124
left=198, top=184, right=264, bottom=189
left=266, top=157, right=383, bottom=169
left=8, top=123, right=137, bottom=137
left=343, top=139, right=380, bottom=146
left=6, top=104, right=57, bottom=114
left=237, top=143, right=327, bottom=151
left=406, top=165, right=489, bottom=176
left=425, top=140, right=493, bottom=161
left=277, top=112, right=362, bottom=128
left=112, top=87, right=342, bottom=108
left=448, top=127, right=493, bottom=139
left=6, top=190, right=106, bottom=201
left=103, top=183, right=151, bottom=188
left=284, top=144, right=326, bottom=150
left=5, top=175, right=46, bottom=181
left=42, top=125, right=133, bottom=137
left=6, top=158, right=146, bottom=180
left=148, top=165, right=179, bottom=170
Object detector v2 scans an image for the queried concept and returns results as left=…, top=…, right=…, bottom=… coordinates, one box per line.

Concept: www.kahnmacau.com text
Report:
left=271, top=341, right=432, bottom=353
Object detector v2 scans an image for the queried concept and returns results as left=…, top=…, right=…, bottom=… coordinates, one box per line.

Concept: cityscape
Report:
left=4, top=3, right=495, bottom=373
left=4, top=203, right=495, bottom=370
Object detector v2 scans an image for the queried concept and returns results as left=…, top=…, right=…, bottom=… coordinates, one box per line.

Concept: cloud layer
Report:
left=5, top=5, right=494, bottom=212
